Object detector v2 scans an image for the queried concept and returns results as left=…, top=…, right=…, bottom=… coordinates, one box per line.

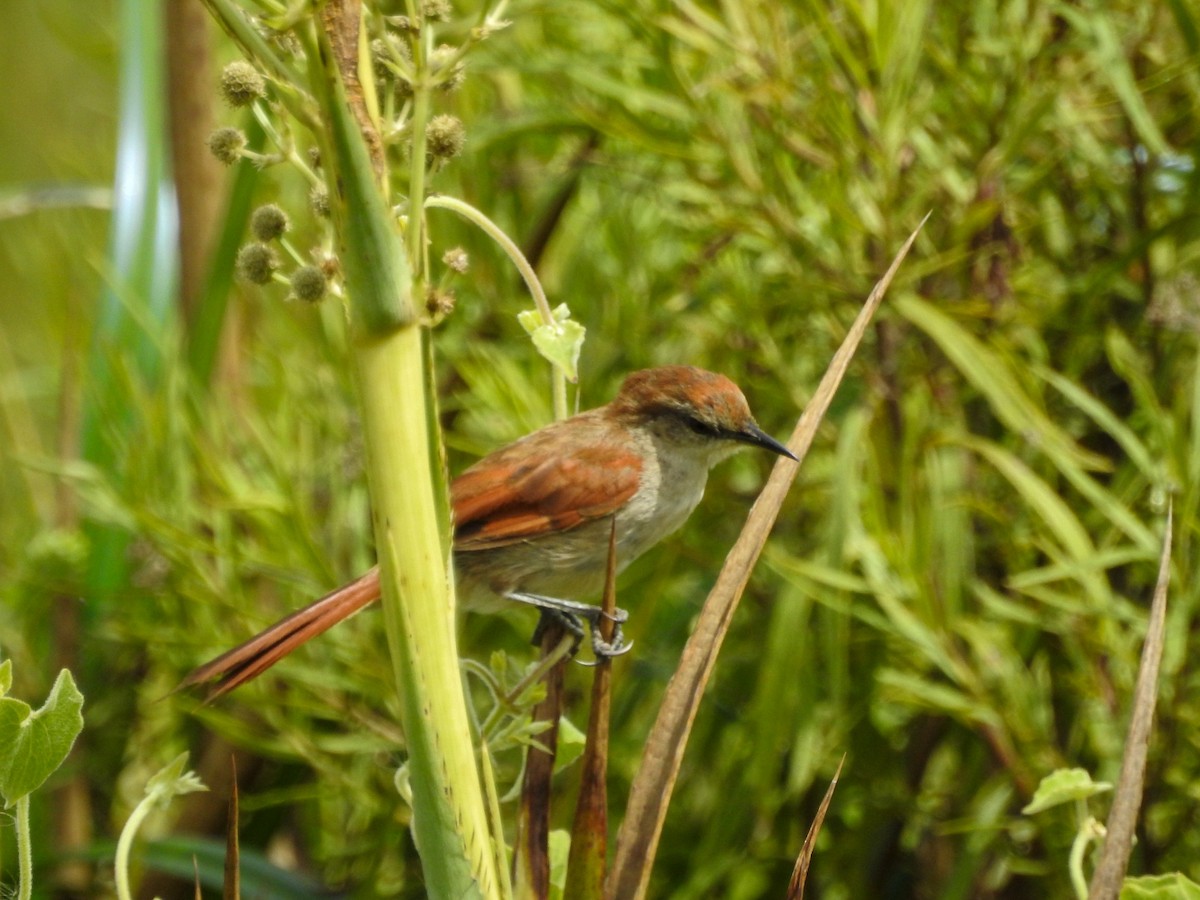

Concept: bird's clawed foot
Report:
left=507, top=592, right=633, bottom=661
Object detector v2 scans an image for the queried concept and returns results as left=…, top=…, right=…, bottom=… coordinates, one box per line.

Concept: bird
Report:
left=182, top=366, right=795, bottom=699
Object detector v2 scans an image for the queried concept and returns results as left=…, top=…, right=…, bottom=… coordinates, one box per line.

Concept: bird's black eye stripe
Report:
left=683, top=414, right=721, bottom=437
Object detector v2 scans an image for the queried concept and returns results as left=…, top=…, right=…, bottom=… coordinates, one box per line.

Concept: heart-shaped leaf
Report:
left=0, top=668, right=84, bottom=806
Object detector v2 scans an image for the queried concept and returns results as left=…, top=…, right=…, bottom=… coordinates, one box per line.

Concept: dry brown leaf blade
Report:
left=513, top=620, right=570, bottom=900
left=609, top=217, right=927, bottom=900
left=223, top=754, right=240, bottom=900
left=564, top=522, right=619, bottom=900
left=1088, top=502, right=1172, bottom=899
left=786, top=754, right=846, bottom=900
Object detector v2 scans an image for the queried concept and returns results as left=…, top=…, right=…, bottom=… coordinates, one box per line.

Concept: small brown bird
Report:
left=184, top=366, right=794, bottom=698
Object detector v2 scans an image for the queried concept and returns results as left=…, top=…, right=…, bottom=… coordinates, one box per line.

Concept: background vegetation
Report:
left=2, top=0, right=1199, bottom=897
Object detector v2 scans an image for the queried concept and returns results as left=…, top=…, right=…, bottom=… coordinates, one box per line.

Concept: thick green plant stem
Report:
left=302, top=10, right=498, bottom=898
left=308, top=22, right=411, bottom=332
left=354, top=330, right=495, bottom=898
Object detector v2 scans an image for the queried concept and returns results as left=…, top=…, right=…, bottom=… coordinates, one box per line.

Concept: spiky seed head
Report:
left=207, top=127, right=246, bottom=165
left=423, top=0, right=453, bottom=22
left=442, top=247, right=469, bottom=273
left=425, top=287, right=456, bottom=319
left=309, top=186, right=331, bottom=218
left=290, top=266, right=327, bottom=303
left=426, top=114, right=466, bottom=162
left=370, top=38, right=392, bottom=84
left=220, top=60, right=265, bottom=107
left=376, top=36, right=413, bottom=96
left=250, top=204, right=289, bottom=242
left=236, top=243, right=278, bottom=285
left=430, top=44, right=466, bottom=92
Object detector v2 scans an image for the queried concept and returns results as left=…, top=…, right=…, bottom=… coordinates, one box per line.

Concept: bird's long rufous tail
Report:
left=180, top=567, right=381, bottom=701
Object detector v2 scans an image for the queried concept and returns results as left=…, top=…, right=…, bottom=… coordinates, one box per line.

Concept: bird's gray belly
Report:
left=455, top=480, right=705, bottom=612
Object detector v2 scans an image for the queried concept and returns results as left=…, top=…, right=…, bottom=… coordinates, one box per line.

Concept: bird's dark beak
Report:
left=737, top=422, right=797, bottom=460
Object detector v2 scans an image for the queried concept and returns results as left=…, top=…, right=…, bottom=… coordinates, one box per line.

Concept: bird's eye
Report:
left=684, top=415, right=719, bottom=437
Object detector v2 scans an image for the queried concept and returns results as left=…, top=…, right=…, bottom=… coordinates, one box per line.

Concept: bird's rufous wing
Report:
left=452, top=429, right=642, bottom=551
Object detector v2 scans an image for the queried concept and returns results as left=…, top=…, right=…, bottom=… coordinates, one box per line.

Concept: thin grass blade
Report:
left=512, top=620, right=569, bottom=900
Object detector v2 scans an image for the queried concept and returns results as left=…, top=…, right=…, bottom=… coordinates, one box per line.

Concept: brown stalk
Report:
left=318, top=0, right=383, bottom=174
left=167, top=0, right=221, bottom=327
left=220, top=758, right=241, bottom=900
left=1087, top=503, right=1172, bottom=899
left=512, top=620, right=571, bottom=899
left=564, top=522, right=619, bottom=900
left=786, top=754, right=845, bottom=900
left=608, top=217, right=928, bottom=900
left=223, top=755, right=240, bottom=900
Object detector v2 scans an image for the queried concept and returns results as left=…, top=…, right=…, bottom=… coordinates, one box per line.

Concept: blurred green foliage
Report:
left=2, top=0, right=1199, bottom=897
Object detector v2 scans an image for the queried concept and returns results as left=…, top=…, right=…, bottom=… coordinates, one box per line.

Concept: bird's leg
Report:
left=505, top=592, right=633, bottom=659
left=531, top=608, right=584, bottom=653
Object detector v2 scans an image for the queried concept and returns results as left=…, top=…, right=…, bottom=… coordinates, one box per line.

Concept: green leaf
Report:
left=144, top=751, right=207, bottom=803
left=960, top=435, right=1113, bottom=608
left=0, top=669, right=85, bottom=806
left=0, top=660, right=11, bottom=698
left=517, top=304, right=586, bottom=382
left=895, top=295, right=1108, bottom=473
left=876, top=668, right=1000, bottom=728
left=1121, top=874, right=1200, bottom=900
left=549, top=828, right=571, bottom=896
left=1071, top=9, right=1170, bottom=155
left=553, top=715, right=586, bottom=772
left=1022, top=767, right=1112, bottom=815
